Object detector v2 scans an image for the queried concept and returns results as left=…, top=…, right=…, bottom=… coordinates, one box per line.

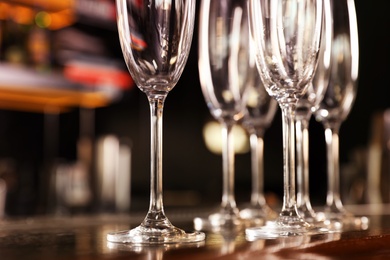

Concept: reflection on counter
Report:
left=1, top=209, right=389, bottom=260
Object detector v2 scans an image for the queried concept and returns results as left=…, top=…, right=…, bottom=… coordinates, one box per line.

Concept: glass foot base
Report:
left=315, top=204, right=370, bottom=231
left=194, top=211, right=245, bottom=232
left=297, top=204, right=318, bottom=222
left=317, top=212, right=369, bottom=231
left=239, top=205, right=277, bottom=227
left=342, top=215, right=369, bottom=230
left=107, top=225, right=205, bottom=244
left=246, top=218, right=329, bottom=240
left=240, top=202, right=278, bottom=218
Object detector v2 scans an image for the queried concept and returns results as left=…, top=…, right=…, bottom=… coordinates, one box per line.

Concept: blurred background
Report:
left=0, top=0, right=389, bottom=218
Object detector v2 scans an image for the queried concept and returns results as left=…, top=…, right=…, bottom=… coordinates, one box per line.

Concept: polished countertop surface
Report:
left=1, top=204, right=390, bottom=260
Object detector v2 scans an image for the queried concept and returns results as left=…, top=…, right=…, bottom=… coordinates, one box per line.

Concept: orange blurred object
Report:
left=0, top=0, right=75, bottom=30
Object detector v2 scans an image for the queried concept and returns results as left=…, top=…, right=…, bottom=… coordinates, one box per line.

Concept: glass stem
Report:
left=324, top=126, right=345, bottom=213
left=279, top=104, right=300, bottom=219
left=250, top=132, right=266, bottom=207
left=143, top=95, right=170, bottom=227
left=221, top=122, right=238, bottom=214
left=296, top=118, right=315, bottom=215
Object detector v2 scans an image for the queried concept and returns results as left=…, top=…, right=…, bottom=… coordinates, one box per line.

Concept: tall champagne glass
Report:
left=195, top=0, right=251, bottom=232
left=296, top=0, right=332, bottom=223
left=295, top=86, right=327, bottom=223
left=109, top=0, right=205, bottom=244
left=246, top=0, right=324, bottom=239
left=239, top=49, right=279, bottom=224
left=314, top=0, right=368, bottom=229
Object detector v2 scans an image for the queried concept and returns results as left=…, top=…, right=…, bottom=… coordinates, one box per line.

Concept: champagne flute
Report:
left=314, top=0, right=368, bottom=229
left=295, top=85, right=327, bottom=223
left=195, top=0, right=252, bottom=232
left=108, top=0, right=205, bottom=244
left=239, top=50, right=279, bottom=224
left=295, top=0, right=332, bottom=223
left=246, top=0, right=325, bottom=239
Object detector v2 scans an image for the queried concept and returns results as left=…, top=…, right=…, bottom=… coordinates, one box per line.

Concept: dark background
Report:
left=0, top=0, right=389, bottom=216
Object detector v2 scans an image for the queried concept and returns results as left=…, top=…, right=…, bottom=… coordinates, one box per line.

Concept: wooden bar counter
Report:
left=0, top=204, right=389, bottom=259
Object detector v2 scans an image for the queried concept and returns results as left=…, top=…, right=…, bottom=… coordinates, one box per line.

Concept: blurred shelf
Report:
left=0, top=64, right=112, bottom=113
left=0, top=1, right=129, bottom=113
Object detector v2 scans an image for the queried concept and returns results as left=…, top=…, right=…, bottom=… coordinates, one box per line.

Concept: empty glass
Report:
left=108, top=0, right=205, bottom=244
left=195, top=0, right=252, bottom=232
left=295, top=0, right=332, bottom=223
left=247, top=0, right=325, bottom=239
left=239, top=45, right=279, bottom=224
left=314, top=0, right=369, bottom=230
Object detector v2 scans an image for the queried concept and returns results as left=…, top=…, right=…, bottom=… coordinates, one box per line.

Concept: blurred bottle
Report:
left=366, top=110, right=390, bottom=204
left=96, top=135, right=132, bottom=213
left=342, top=110, right=390, bottom=205
left=0, top=178, right=6, bottom=218
left=27, top=25, right=51, bottom=72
